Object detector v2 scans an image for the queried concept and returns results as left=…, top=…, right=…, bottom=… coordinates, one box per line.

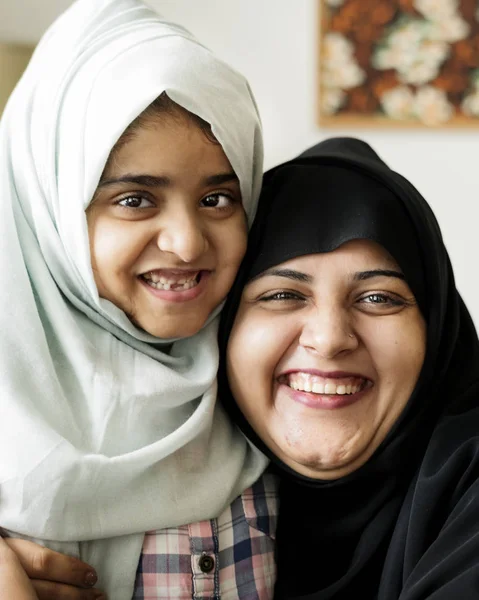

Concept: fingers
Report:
left=0, top=537, right=38, bottom=599
left=4, top=539, right=98, bottom=589
left=32, top=580, right=106, bottom=600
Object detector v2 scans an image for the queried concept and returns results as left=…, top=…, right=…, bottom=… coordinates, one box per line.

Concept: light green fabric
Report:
left=0, top=0, right=267, bottom=597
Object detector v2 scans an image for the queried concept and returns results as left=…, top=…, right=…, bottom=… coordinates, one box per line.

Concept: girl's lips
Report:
left=278, top=379, right=372, bottom=411
left=139, top=270, right=211, bottom=303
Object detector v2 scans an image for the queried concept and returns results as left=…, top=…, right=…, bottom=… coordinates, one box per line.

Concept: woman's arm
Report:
left=0, top=538, right=104, bottom=600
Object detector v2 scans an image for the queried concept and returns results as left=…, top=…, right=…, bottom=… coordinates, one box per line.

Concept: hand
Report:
left=1, top=538, right=106, bottom=600
left=0, top=536, right=37, bottom=599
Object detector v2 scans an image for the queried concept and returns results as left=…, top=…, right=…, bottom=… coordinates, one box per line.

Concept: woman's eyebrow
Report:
left=250, top=268, right=313, bottom=284
left=354, top=269, right=405, bottom=281
left=98, top=171, right=238, bottom=188
left=250, top=268, right=404, bottom=285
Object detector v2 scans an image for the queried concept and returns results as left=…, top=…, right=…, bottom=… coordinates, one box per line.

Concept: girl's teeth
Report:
left=144, top=278, right=198, bottom=291
left=142, top=272, right=199, bottom=291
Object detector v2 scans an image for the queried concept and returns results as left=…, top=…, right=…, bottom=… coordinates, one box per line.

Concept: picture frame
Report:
left=318, top=0, right=479, bottom=127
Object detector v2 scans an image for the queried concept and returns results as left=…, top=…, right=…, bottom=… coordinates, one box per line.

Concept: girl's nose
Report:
left=298, top=306, right=358, bottom=359
left=156, top=207, right=208, bottom=263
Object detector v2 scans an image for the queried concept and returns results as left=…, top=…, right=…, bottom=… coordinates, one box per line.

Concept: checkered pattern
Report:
left=133, top=473, right=278, bottom=599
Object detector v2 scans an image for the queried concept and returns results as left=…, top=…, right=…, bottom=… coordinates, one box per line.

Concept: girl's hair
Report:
left=113, top=92, right=217, bottom=155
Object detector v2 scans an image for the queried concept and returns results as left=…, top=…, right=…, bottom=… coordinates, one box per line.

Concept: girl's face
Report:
left=227, top=240, right=426, bottom=480
left=87, top=112, right=247, bottom=339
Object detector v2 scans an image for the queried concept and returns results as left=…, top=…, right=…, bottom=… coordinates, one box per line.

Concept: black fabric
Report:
left=218, top=137, right=479, bottom=599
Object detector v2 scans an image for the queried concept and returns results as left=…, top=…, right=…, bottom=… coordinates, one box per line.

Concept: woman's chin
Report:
left=273, top=437, right=371, bottom=480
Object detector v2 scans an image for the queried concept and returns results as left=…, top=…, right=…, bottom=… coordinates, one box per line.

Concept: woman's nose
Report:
left=298, top=306, right=358, bottom=358
left=156, top=207, right=208, bottom=263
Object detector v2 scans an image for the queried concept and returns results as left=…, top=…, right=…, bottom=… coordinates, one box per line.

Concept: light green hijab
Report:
left=0, top=0, right=266, bottom=597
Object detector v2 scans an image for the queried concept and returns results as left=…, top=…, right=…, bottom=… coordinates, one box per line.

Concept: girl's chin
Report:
left=139, top=322, right=203, bottom=339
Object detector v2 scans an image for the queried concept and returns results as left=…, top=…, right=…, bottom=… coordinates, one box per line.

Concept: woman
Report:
left=219, top=136, right=479, bottom=599
left=0, top=0, right=269, bottom=598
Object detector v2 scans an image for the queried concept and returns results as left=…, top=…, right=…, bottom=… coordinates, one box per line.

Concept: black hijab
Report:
left=219, top=138, right=479, bottom=599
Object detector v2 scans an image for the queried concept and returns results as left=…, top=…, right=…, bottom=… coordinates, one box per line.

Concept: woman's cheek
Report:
left=231, top=312, right=294, bottom=400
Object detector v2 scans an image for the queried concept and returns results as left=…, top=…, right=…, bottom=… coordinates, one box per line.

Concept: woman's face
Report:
left=87, top=112, right=247, bottom=339
left=227, top=239, right=426, bottom=480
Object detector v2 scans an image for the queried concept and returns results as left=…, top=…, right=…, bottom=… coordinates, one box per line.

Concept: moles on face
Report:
left=227, top=239, right=426, bottom=480
left=86, top=110, right=247, bottom=339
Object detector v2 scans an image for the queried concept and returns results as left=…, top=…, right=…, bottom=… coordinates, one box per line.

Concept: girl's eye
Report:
left=200, top=193, right=235, bottom=209
left=117, top=195, right=155, bottom=209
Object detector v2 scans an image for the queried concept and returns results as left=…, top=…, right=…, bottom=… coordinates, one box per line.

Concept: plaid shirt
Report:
left=132, top=473, right=278, bottom=599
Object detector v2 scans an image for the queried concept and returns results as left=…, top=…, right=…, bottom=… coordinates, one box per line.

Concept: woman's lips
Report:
left=277, top=370, right=372, bottom=410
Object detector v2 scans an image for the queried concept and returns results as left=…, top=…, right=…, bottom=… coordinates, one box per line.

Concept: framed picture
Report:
left=318, top=0, right=479, bottom=127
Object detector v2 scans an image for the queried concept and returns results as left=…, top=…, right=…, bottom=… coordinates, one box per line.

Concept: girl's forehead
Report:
left=100, top=113, right=232, bottom=183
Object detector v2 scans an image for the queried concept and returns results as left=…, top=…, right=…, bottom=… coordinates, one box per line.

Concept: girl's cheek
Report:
left=221, top=223, right=248, bottom=267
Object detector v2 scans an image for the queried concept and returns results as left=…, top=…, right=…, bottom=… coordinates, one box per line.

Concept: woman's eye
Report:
left=200, top=193, right=234, bottom=209
left=359, top=293, right=404, bottom=307
left=259, top=291, right=305, bottom=303
left=117, top=195, right=154, bottom=209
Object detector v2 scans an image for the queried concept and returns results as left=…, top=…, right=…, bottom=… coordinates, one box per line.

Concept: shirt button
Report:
left=198, top=554, right=215, bottom=573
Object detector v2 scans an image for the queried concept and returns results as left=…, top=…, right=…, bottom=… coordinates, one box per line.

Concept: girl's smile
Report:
left=139, top=269, right=210, bottom=302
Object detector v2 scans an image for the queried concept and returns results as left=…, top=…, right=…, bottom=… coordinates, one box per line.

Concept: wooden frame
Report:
left=318, top=0, right=479, bottom=128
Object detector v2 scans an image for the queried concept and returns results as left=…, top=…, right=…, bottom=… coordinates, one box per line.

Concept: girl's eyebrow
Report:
left=99, top=174, right=170, bottom=187
left=98, top=171, right=238, bottom=188
left=204, top=172, right=239, bottom=186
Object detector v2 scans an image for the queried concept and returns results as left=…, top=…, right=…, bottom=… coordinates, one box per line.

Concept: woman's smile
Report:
left=277, top=370, right=372, bottom=410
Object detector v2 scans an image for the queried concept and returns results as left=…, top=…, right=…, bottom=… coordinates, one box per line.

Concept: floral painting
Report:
left=319, top=0, right=479, bottom=126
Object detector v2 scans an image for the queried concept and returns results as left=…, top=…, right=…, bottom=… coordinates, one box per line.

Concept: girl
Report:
left=0, top=0, right=269, bottom=598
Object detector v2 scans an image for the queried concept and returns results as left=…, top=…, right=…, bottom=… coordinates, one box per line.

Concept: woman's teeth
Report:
left=286, top=373, right=366, bottom=395
left=142, top=272, right=199, bottom=291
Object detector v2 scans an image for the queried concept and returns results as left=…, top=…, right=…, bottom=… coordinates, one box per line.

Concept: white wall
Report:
left=0, top=43, right=33, bottom=114
left=2, top=0, right=479, bottom=322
